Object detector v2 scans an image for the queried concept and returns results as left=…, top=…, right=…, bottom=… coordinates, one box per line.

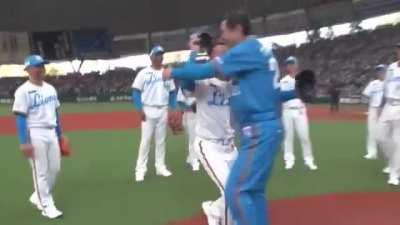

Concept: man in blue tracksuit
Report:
left=163, top=12, right=283, bottom=225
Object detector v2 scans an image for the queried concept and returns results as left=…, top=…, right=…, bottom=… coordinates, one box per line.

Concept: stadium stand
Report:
left=0, top=23, right=399, bottom=102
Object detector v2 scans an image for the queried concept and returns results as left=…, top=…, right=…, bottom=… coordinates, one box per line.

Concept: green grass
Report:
left=0, top=102, right=134, bottom=116
left=0, top=121, right=397, bottom=225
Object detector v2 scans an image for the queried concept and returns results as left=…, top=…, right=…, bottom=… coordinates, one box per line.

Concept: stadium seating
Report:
left=0, top=23, right=399, bottom=101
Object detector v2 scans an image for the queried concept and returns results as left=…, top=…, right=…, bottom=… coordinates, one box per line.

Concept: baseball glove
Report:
left=168, top=111, right=183, bottom=135
left=59, top=136, right=71, bottom=157
left=296, top=69, right=316, bottom=103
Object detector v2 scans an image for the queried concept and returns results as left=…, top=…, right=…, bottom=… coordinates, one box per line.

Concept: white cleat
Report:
left=41, top=206, right=63, bottom=219
left=285, top=162, right=294, bottom=170
left=388, top=177, right=400, bottom=186
left=202, top=201, right=221, bottom=225
left=29, top=193, right=43, bottom=211
left=135, top=172, right=145, bottom=182
left=192, top=163, right=200, bottom=172
left=306, top=163, right=318, bottom=171
left=363, top=154, right=377, bottom=160
left=156, top=168, right=172, bottom=177
left=382, top=167, right=390, bottom=174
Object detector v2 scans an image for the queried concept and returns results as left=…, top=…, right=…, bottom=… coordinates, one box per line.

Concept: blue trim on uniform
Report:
left=132, top=89, right=143, bottom=110
left=168, top=90, right=177, bottom=109
left=16, top=114, right=28, bottom=144
left=280, top=90, right=296, bottom=102
left=55, top=110, right=62, bottom=138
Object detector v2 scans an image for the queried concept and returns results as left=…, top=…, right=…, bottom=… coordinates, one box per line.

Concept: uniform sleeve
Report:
left=362, top=83, right=372, bottom=98
left=132, top=70, right=145, bottom=91
left=12, top=88, right=29, bottom=115
left=15, top=114, right=28, bottom=144
left=131, top=89, right=143, bottom=110
left=168, top=79, right=176, bottom=92
left=280, top=78, right=293, bottom=92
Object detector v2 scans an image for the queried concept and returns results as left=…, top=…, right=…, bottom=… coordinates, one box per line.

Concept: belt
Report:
left=30, top=126, right=55, bottom=130
left=285, top=106, right=305, bottom=110
left=144, top=105, right=168, bottom=109
left=387, top=99, right=400, bottom=106
left=200, top=137, right=234, bottom=146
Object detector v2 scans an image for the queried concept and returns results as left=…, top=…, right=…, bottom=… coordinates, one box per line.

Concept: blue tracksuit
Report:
left=172, top=38, right=283, bottom=225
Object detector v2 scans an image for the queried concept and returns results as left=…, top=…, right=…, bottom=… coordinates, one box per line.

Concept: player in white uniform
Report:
left=132, top=46, right=176, bottom=182
left=362, top=65, right=386, bottom=160
left=280, top=56, right=318, bottom=170
left=377, top=44, right=400, bottom=185
left=180, top=43, right=236, bottom=225
left=13, top=55, right=64, bottom=219
left=177, top=88, right=199, bottom=171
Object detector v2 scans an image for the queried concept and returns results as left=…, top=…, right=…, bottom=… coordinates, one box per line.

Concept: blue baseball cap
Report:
left=149, top=46, right=165, bottom=57
left=285, top=56, right=298, bottom=65
left=375, top=64, right=387, bottom=71
left=24, top=55, right=49, bottom=69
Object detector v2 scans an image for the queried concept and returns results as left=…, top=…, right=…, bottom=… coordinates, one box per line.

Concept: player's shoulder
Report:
left=388, top=62, right=398, bottom=70
left=280, top=75, right=292, bottom=82
left=14, top=81, right=31, bottom=94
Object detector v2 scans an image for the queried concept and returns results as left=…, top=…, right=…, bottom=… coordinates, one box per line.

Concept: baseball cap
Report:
left=24, top=55, right=49, bottom=69
left=375, top=64, right=387, bottom=71
left=285, top=56, right=298, bottom=65
left=149, top=45, right=165, bottom=57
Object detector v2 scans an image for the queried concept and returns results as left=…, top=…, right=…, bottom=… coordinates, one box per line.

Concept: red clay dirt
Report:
left=0, top=105, right=365, bottom=135
left=169, top=192, right=400, bottom=225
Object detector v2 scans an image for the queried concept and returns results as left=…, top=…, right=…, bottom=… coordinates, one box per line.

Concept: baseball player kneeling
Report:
left=13, top=55, right=68, bottom=219
left=377, top=43, right=400, bottom=186
left=132, top=46, right=177, bottom=182
left=280, top=56, right=317, bottom=170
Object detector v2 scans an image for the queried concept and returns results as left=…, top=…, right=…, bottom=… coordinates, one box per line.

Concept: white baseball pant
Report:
left=282, top=107, right=315, bottom=165
left=376, top=104, right=400, bottom=179
left=183, top=111, right=198, bottom=167
left=366, top=108, right=380, bottom=158
left=135, top=105, right=168, bottom=173
left=194, top=137, right=237, bottom=225
left=29, top=128, right=61, bottom=208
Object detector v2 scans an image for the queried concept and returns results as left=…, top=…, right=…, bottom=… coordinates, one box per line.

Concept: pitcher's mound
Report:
left=170, top=192, right=400, bottom=225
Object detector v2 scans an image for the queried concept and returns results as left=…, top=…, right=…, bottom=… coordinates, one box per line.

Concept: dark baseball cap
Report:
left=375, top=64, right=387, bottom=71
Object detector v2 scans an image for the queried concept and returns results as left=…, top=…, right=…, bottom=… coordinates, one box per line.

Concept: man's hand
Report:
left=140, top=110, right=146, bottom=122
left=162, top=68, right=172, bottom=80
left=20, top=144, right=34, bottom=158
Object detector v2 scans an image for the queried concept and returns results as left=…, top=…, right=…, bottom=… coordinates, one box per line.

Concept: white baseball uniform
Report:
left=377, top=62, right=400, bottom=182
left=12, top=81, right=61, bottom=209
left=132, top=66, right=175, bottom=174
left=177, top=88, right=199, bottom=168
left=183, top=78, right=237, bottom=225
left=362, top=79, right=384, bottom=158
left=280, top=74, right=316, bottom=168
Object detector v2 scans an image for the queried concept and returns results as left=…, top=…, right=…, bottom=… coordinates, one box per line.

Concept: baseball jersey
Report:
left=280, top=75, right=304, bottom=108
left=12, top=81, right=60, bottom=128
left=190, top=78, right=235, bottom=140
left=172, top=38, right=281, bottom=126
left=132, top=67, right=175, bottom=106
left=362, top=79, right=384, bottom=108
left=384, top=62, right=400, bottom=100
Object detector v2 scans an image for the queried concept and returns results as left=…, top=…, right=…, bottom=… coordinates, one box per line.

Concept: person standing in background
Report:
left=280, top=56, right=318, bottom=171
left=362, top=64, right=386, bottom=160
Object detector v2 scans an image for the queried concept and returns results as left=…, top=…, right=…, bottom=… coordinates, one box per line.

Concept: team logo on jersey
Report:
left=29, top=93, right=58, bottom=109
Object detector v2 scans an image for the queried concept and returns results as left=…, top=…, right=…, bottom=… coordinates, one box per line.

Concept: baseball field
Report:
left=0, top=102, right=399, bottom=225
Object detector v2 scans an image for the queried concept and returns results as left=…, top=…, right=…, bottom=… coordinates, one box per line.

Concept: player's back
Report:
left=194, top=78, right=234, bottom=140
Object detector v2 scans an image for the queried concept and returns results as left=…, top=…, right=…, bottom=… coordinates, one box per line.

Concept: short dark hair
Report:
left=224, top=11, right=251, bottom=35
